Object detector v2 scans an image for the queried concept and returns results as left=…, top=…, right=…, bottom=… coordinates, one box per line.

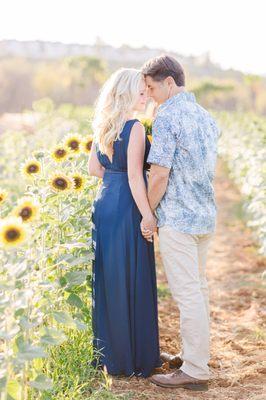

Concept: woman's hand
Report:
left=140, top=214, right=157, bottom=242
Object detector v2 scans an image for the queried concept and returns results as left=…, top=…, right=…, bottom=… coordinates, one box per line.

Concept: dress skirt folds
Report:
left=91, top=119, right=161, bottom=377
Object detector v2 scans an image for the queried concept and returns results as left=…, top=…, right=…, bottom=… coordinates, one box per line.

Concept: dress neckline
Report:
left=125, top=118, right=137, bottom=123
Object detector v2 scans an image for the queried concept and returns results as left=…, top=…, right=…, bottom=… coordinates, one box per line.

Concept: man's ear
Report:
left=165, top=76, right=175, bottom=87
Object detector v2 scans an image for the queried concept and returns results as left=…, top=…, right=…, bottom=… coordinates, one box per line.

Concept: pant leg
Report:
left=196, top=233, right=213, bottom=325
left=158, top=226, right=211, bottom=380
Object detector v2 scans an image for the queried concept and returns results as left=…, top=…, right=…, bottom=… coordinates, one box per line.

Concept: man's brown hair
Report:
left=142, top=55, right=185, bottom=87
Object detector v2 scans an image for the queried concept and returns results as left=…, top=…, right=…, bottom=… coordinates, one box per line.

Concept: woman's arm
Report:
left=127, top=122, right=157, bottom=236
left=88, top=141, right=105, bottom=179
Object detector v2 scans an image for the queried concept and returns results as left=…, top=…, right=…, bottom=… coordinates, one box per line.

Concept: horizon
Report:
left=0, top=0, right=264, bottom=76
left=1, top=37, right=264, bottom=78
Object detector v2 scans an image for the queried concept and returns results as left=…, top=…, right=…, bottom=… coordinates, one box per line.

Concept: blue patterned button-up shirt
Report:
left=147, top=91, right=220, bottom=234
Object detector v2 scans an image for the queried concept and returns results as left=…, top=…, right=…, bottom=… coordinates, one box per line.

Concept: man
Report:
left=140, top=55, right=220, bottom=391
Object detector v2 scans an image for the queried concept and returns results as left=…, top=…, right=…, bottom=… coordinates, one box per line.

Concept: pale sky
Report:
left=0, top=0, right=265, bottom=75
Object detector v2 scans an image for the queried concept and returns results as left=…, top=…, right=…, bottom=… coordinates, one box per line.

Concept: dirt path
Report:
left=110, top=161, right=266, bottom=400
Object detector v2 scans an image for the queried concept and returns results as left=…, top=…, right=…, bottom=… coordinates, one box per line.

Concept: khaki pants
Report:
left=158, top=225, right=214, bottom=380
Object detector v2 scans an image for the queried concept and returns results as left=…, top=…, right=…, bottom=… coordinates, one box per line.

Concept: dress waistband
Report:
left=104, top=169, right=127, bottom=174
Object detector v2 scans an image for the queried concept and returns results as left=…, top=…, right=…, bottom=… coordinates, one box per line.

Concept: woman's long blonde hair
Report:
left=92, top=68, right=143, bottom=158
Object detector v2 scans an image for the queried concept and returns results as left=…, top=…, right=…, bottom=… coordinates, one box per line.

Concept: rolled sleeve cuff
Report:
left=147, top=154, right=172, bottom=169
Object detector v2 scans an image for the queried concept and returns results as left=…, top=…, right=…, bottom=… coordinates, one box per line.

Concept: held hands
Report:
left=140, top=213, right=158, bottom=242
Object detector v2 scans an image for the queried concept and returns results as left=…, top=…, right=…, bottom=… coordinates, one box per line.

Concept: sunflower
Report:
left=64, top=133, right=83, bottom=154
left=0, top=189, right=8, bottom=204
left=71, top=173, right=85, bottom=192
left=51, top=144, right=69, bottom=162
left=0, top=216, right=28, bottom=248
left=21, top=158, right=41, bottom=178
left=12, top=197, right=40, bottom=223
left=81, top=135, right=93, bottom=154
left=48, top=171, right=75, bottom=193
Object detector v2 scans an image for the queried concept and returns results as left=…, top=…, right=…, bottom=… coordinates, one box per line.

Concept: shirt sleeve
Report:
left=147, top=113, right=178, bottom=169
left=210, top=116, right=221, bottom=139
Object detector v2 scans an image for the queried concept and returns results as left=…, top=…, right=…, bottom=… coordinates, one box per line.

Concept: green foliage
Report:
left=194, top=81, right=233, bottom=98
left=0, top=103, right=110, bottom=399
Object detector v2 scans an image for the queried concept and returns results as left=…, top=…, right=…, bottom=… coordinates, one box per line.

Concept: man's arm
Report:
left=140, top=113, right=177, bottom=238
left=148, top=164, right=170, bottom=211
left=146, top=112, right=177, bottom=211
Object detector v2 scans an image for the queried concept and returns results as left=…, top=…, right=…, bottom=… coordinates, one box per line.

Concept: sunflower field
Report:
left=0, top=99, right=120, bottom=400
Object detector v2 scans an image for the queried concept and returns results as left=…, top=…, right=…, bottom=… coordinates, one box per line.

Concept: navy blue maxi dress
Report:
left=91, top=119, right=161, bottom=377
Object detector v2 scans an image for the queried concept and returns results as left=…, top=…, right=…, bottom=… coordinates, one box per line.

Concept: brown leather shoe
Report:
left=160, top=352, right=183, bottom=369
left=149, top=369, right=209, bottom=391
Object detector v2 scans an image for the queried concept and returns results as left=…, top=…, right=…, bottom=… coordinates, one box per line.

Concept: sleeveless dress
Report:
left=91, top=119, right=162, bottom=377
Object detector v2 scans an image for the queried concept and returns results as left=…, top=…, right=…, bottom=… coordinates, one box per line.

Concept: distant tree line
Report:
left=0, top=55, right=265, bottom=114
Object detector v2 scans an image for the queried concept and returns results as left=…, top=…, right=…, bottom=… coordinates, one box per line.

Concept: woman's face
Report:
left=133, top=79, right=148, bottom=112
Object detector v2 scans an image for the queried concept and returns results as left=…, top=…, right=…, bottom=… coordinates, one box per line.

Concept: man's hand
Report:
left=141, top=225, right=158, bottom=242
left=140, top=214, right=157, bottom=242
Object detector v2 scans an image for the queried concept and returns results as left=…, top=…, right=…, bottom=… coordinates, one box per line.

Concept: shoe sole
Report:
left=149, top=378, right=208, bottom=391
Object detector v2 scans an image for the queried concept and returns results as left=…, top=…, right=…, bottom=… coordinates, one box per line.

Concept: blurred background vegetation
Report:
left=0, top=39, right=266, bottom=116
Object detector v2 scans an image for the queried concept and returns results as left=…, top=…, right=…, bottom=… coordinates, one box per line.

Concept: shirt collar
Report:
left=158, top=91, right=196, bottom=112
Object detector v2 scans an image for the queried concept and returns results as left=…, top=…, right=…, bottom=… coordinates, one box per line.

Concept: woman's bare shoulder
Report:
left=131, top=120, right=145, bottom=136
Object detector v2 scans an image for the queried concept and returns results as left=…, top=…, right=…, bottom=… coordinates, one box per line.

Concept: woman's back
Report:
left=95, top=118, right=150, bottom=172
left=92, top=119, right=150, bottom=232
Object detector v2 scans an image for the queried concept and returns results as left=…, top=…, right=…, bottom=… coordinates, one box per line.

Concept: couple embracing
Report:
left=88, top=55, right=219, bottom=392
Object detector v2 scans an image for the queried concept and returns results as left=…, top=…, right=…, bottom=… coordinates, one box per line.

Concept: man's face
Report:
left=145, top=76, right=169, bottom=105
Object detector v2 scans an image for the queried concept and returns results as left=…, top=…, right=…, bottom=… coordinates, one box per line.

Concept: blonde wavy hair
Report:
left=92, top=68, right=143, bottom=158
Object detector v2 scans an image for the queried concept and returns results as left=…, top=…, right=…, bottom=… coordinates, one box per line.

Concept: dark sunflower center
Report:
left=69, top=140, right=79, bottom=150
left=54, top=178, right=67, bottom=190
left=86, top=141, right=92, bottom=151
left=0, top=196, right=3, bottom=202
left=56, top=149, right=66, bottom=157
left=74, top=177, right=82, bottom=189
left=20, top=207, right=32, bottom=220
left=28, top=164, right=39, bottom=173
left=6, top=228, right=20, bottom=242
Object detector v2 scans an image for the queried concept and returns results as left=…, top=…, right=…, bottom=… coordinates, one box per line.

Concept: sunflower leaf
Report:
left=65, top=270, right=88, bottom=285
left=7, top=380, right=21, bottom=400
left=67, top=293, right=83, bottom=309
left=52, top=311, right=75, bottom=326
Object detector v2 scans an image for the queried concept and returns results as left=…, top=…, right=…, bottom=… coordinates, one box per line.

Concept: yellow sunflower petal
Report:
left=81, top=135, right=93, bottom=154
left=0, top=189, right=8, bottom=204
left=72, top=174, right=85, bottom=192
left=147, top=134, right=153, bottom=143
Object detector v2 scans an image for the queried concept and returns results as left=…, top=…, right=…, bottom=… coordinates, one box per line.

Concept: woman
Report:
left=88, top=68, right=161, bottom=377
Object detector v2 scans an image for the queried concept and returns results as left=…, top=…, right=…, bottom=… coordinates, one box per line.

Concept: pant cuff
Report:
left=180, top=361, right=210, bottom=381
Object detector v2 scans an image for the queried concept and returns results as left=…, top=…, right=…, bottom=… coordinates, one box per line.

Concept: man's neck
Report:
left=170, top=86, right=186, bottom=98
